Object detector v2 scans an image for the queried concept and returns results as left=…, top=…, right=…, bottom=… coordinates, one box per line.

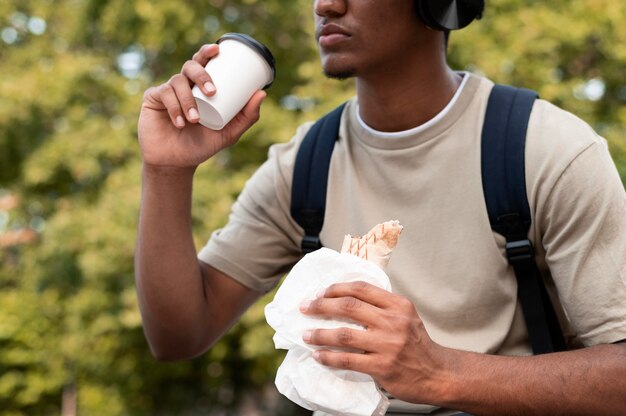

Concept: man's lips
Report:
left=316, top=23, right=351, bottom=47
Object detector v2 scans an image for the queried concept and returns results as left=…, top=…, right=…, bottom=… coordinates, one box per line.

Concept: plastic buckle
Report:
left=301, top=235, right=322, bottom=254
left=505, top=239, right=534, bottom=264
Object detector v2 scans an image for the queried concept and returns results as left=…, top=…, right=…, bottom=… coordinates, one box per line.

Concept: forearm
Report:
left=135, top=163, right=208, bottom=358
left=436, top=342, right=626, bottom=415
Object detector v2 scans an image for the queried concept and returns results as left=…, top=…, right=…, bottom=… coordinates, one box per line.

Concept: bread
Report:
left=340, top=220, right=403, bottom=269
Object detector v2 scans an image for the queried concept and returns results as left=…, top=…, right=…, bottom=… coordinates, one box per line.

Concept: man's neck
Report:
left=356, top=63, right=461, bottom=133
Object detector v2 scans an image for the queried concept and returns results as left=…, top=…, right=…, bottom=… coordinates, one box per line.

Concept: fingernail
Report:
left=299, top=300, right=311, bottom=312
left=302, top=330, right=312, bottom=343
left=204, top=82, right=216, bottom=94
left=188, top=108, right=199, bottom=120
left=175, top=116, right=185, bottom=127
left=315, top=289, right=325, bottom=298
left=312, top=351, right=321, bottom=360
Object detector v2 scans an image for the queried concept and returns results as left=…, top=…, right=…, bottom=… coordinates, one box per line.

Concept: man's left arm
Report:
left=301, top=282, right=626, bottom=415
left=439, top=338, right=626, bottom=415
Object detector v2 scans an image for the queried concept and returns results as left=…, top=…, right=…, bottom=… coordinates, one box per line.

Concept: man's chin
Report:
left=323, top=68, right=356, bottom=81
left=320, top=56, right=356, bottom=80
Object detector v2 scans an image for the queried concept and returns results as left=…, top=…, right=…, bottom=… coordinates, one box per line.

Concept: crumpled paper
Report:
left=265, top=247, right=392, bottom=416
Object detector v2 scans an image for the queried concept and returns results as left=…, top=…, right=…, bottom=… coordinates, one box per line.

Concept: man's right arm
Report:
left=134, top=44, right=266, bottom=360
left=135, top=164, right=262, bottom=360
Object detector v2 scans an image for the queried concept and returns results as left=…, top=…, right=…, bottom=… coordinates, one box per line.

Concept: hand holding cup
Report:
left=137, top=34, right=275, bottom=170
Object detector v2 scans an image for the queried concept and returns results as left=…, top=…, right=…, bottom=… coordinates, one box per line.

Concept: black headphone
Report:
left=415, top=0, right=485, bottom=31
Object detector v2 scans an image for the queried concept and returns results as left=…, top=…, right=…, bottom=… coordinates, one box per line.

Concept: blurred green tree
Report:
left=0, top=0, right=624, bottom=415
left=447, top=0, right=626, bottom=179
left=0, top=0, right=314, bottom=414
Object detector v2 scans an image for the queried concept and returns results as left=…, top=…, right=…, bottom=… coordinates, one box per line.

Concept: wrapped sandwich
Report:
left=341, top=220, right=403, bottom=268
left=265, top=220, right=403, bottom=416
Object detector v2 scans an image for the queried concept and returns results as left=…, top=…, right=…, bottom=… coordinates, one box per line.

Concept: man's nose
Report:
left=314, top=0, right=347, bottom=18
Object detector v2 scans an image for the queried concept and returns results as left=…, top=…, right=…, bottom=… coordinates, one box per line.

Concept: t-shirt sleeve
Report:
left=528, top=102, right=626, bottom=346
left=197, top=122, right=313, bottom=292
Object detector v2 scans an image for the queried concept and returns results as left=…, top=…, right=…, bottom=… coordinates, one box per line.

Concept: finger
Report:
left=192, top=43, right=219, bottom=67
left=156, top=83, right=186, bottom=128
left=303, top=327, right=376, bottom=352
left=321, top=281, right=400, bottom=309
left=142, top=86, right=166, bottom=110
left=221, top=90, right=267, bottom=140
left=181, top=59, right=216, bottom=96
left=300, top=294, right=383, bottom=328
left=168, top=73, right=200, bottom=123
left=312, top=349, right=376, bottom=374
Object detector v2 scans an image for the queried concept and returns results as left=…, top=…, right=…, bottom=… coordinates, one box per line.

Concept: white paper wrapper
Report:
left=265, top=248, right=391, bottom=416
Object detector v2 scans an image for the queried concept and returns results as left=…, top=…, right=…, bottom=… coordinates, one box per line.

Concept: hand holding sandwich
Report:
left=300, top=280, right=449, bottom=406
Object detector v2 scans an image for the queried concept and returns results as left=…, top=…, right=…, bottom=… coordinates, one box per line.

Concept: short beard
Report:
left=323, top=69, right=356, bottom=81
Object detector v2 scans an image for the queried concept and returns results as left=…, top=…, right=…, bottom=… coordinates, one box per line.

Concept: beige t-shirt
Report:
left=199, top=72, right=626, bottom=354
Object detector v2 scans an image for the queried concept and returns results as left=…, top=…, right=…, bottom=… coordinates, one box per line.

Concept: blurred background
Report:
left=0, top=0, right=624, bottom=415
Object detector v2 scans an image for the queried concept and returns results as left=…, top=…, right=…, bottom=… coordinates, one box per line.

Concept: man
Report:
left=136, top=0, right=626, bottom=414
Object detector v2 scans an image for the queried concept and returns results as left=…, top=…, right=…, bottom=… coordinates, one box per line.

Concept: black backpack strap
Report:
left=482, top=84, right=566, bottom=354
left=291, top=103, right=346, bottom=253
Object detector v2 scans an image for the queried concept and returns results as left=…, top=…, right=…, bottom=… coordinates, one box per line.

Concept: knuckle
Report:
left=142, top=86, right=156, bottom=101
left=181, top=59, right=196, bottom=71
left=338, top=354, right=352, bottom=369
left=168, top=73, right=187, bottom=86
left=310, top=298, right=322, bottom=311
left=369, top=361, right=384, bottom=380
left=324, top=283, right=337, bottom=295
left=379, top=356, right=394, bottom=373
left=352, top=281, right=369, bottom=292
left=160, top=81, right=175, bottom=94
left=396, top=313, right=412, bottom=331
left=341, top=296, right=360, bottom=312
left=194, top=45, right=208, bottom=58
left=397, top=297, right=414, bottom=313
left=378, top=359, right=396, bottom=381
left=387, top=334, right=406, bottom=355
left=183, top=60, right=208, bottom=80
left=336, top=329, right=353, bottom=346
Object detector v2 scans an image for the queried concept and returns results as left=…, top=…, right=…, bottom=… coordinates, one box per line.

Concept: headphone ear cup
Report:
left=416, top=0, right=484, bottom=31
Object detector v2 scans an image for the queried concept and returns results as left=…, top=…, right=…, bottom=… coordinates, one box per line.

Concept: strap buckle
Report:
left=301, top=235, right=322, bottom=254
left=505, top=239, right=534, bottom=264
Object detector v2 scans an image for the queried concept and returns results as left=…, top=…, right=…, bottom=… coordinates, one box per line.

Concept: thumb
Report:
left=221, top=90, right=267, bottom=141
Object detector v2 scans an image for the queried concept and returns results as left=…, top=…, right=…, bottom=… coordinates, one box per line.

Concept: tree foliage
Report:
left=0, top=0, right=624, bottom=414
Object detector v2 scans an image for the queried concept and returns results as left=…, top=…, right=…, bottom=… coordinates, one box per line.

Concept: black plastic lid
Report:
left=217, top=33, right=276, bottom=89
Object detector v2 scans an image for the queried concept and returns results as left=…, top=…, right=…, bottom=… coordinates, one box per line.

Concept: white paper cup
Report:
left=192, top=33, right=275, bottom=130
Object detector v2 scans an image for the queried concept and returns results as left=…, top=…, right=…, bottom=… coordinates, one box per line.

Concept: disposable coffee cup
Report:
left=192, top=33, right=276, bottom=130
